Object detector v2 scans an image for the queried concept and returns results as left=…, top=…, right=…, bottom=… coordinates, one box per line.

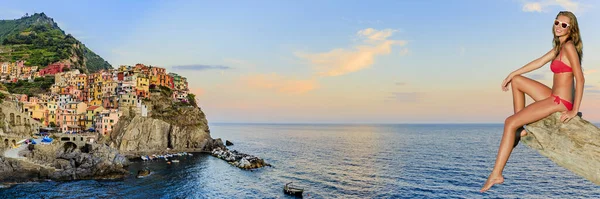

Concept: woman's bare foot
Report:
left=520, top=129, right=527, bottom=137
left=480, top=174, right=504, bottom=193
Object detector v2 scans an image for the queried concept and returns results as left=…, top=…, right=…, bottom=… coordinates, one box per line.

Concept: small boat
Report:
left=283, top=182, right=304, bottom=196
left=172, top=160, right=180, bottom=163
left=141, top=156, right=148, bottom=161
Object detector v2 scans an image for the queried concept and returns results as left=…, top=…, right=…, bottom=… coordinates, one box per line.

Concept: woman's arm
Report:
left=564, top=42, right=584, bottom=113
left=508, top=49, right=556, bottom=77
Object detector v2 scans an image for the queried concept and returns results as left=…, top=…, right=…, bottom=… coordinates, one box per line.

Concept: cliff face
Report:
left=0, top=143, right=129, bottom=183
left=108, top=115, right=215, bottom=157
left=522, top=112, right=600, bottom=185
left=108, top=91, right=221, bottom=157
left=0, top=99, right=43, bottom=146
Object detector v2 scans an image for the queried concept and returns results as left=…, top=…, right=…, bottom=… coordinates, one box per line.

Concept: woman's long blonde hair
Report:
left=553, top=11, right=583, bottom=62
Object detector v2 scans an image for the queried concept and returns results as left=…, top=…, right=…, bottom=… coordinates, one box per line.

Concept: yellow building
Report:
left=136, top=75, right=149, bottom=98
left=75, top=74, right=87, bottom=90
left=46, top=101, right=58, bottom=126
left=22, top=103, right=35, bottom=117
left=66, top=102, right=88, bottom=115
left=85, top=106, right=105, bottom=128
left=31, top=103, right=48, bottom=121
left=1, top=62, right=11, bottom=74
left=118, top=65, right=129, bottom=72
left=90, top=79, right=104, bottom=106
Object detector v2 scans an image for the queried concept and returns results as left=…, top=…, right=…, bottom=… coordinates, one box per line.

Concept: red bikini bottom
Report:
left=551, top=94, right=573, bottom=111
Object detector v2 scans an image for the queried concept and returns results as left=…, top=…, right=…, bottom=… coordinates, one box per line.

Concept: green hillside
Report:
left=0, top=13, right=111, bottom=73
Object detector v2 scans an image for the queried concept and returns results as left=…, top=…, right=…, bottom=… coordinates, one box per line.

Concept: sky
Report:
left=1, top=0, right=600, bottom=123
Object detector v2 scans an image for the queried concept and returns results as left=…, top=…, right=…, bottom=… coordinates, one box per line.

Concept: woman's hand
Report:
left=501, top=75, right=514, bottom=91
left=560, top=110, right=578, bottom=123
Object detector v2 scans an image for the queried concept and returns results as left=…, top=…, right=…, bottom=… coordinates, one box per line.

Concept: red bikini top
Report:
left=550, top=48, right=573, bottom=73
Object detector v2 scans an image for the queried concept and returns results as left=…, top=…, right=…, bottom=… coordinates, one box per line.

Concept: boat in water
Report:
left=283, top=182, right=304, bottom=196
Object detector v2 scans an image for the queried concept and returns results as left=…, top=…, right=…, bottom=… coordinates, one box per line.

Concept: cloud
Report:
left=240, top=73, right=318, bottom=94
left=296, top=28, right=407, bottom=77
left=172, top=65, right=232, bottom=71
left=523, top=2, right=544, bottom=12
left=521, top=0, right=582, bottom=13
left=395, top=82, right=407, bottom=86
left=386, top=92, right=423, bottom=102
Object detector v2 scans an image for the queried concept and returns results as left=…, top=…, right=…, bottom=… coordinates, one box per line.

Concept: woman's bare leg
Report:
left=480, top=97, right=566, bottom=193
left=509, top=75, right=552, bottom=136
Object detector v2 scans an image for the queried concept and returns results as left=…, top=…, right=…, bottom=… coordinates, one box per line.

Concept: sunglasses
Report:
left=554, top=20, right=570, bottom=29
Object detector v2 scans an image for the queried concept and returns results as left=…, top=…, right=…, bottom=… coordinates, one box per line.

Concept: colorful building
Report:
left=85, top=106, right=104, bottom=129
left=39, top=62, right=70, bottom=76
left=135, top=74, right=149, bottom=98
left=56, top=108, right=80, bottom=133
left=95, top=109, right=122, bottom=135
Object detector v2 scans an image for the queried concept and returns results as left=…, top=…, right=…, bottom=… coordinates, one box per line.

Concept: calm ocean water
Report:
left=1, top=123, right=599, bottom=198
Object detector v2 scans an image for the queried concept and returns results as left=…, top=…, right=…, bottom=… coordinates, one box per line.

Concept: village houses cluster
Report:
left=0, top=61, right=190, bottom=135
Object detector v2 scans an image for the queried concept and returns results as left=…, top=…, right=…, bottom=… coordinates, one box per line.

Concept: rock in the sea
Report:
left=137, top=168, right=151, bottom=178
left=522, top=112, right=600, bottom=185
left=226, top=140, right=234, bottom=146
left=211, top=148, right=270, bottom=170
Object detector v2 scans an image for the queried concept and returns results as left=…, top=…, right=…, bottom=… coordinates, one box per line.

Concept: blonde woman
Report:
left=481, top=11, right=584, bottom=193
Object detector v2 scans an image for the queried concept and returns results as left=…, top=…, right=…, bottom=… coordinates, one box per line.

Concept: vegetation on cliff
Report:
left=4, top=76, right=55, bottom=97
left=147, top=86, right=206, bottom=128
left=0, top=13, right=111, bottom=73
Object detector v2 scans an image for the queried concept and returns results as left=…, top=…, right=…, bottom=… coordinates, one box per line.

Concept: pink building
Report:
left=69, top=89, right=84, bottom=102
left=56, top=108, right=80, bottom=133
left=95, top=109, right=122, bottom=135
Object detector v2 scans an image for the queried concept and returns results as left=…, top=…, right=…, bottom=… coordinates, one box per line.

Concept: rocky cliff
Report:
left=522, top=112, right=600, bottom=185
left=0, top=142, right=129, bottom=183
left=0, top=98, right=42, bottom=138
left=108, top=90, right=223, bottom=157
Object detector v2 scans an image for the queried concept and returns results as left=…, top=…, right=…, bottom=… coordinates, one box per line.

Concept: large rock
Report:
left=522, top=112, right=600, bottom=185
left=108, top=90, right=218, bottom=157
left=0, top=142, right=129, bottom=183
left=211, top=148, right=271, bottom=170
left=17, top=142, right=130, bottom=181
left=109, top=115, right=214, bottom=157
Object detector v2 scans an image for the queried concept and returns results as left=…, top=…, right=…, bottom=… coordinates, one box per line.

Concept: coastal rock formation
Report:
left=0, top=142, right=129, bottom=183
left=137, top=168, right=151, bottom=178
left=211, top=148, right=271, bottom=170
left=0, top=156, right=55, bottom=183
left=522, top=112, right=600, bottom=185
left=108, top=115, right=215, bottom=157
left=108, top=90, right=221, bottom=157
left=19, top=142, right=130, bottom=181
left=226, top=140, right=234, bottom=146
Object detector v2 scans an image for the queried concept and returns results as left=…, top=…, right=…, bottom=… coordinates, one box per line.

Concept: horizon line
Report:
left=208, top=122, right=600, bottom=125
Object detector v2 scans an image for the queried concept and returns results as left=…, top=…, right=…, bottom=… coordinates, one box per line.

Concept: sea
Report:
left=1, top=123, right=599, bottom=198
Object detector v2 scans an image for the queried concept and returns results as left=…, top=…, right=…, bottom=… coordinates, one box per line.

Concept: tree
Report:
left=187, top=93, right=197, bottom=108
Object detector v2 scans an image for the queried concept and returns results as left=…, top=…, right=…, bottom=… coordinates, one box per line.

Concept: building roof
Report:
left=86, top=105, right=100, bottom=111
